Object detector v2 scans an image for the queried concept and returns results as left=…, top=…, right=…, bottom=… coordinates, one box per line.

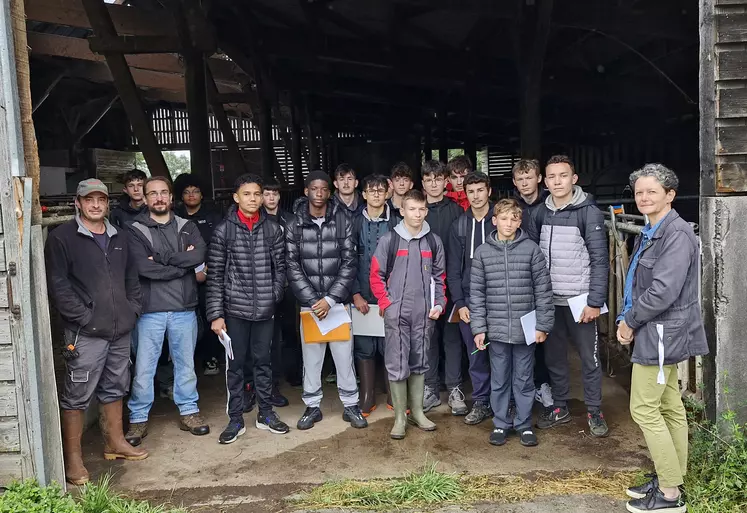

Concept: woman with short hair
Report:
left=617, top=163, right=708, bottom=513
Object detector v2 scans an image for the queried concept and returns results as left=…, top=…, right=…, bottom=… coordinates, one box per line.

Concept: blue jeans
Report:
left=128, top=311, right=199, bottom=423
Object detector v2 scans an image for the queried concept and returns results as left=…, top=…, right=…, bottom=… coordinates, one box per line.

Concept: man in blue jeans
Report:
left=125, top=176, right=209, bottom=446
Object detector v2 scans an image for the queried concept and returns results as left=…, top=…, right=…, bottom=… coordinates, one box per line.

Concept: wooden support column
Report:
left=31, top=68, right=66, bottom=114
left=438, top=105, right=448, bottom=163
left=257, top=99, right=274, bottom=180
left=184, top=52, right=212, bottom=194
left=206, top=69, right=247, bottom=177
left=423, top=116, right=433, bottom=161
left=291, top=104, right=303, bottom=186
left=73, top=93, right=119, bottom=146
left=517, top=0, right=554, bottom=160
left=464, top=94, right=477, bottom=166
left=80, top=0, right=169, bottom=178
left=304, top=97, right=321, bottom=171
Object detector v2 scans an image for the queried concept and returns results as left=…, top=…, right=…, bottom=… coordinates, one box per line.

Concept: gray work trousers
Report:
left=300, top=306, right=359, bottom=408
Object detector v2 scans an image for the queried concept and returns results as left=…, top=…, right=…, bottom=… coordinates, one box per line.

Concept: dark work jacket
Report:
left=206, top=206, right=286, bottom=322
left=425, top=196, right=462, bottom=249
left=352, top=204, right=397, bottom=302
left=387, top=198, right=404, bottom=224
left=263, top=207, right=295, bottom=234
left=333, top=191, right=365, bottom=216
left=514, top=189, right=549, bottom=233
left=285, top=198, right=357, bottom=308
left=447, top=204, right=494, bottom=310
left=175, top=203, right=222, bottom=246
left=110, top=198, right=146, bottom=229
left=45, top=217, right=141, bottom=340
left=623, top=210, right=708, bottom=365
left=128, top=212, right=206, bottom=314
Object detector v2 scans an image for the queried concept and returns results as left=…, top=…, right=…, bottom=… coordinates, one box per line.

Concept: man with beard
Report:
left=46, top=179, right=147, bottom=485
left=125, top=177, right=209, bottom=446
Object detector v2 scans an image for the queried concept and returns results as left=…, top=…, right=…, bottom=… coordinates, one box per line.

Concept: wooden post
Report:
left=438, top=105, right=448, bottom=163
left=291, top=103, right=303, bottom=186
left=10, top=0, right=42, bottom=225
left=206, top=69, right=247, bottom=177
left=73, top=94, right=119, bottom=146
left=423, top=116, right=433, bottom=161
left=464, top=94, right=477, bottom=166
left=80, top=0, right=170, bottom=178
left=517, top=0, right=554, bottom=160
left=31, top=68, right=65, bottom=114
left=184, top=52, right=212, bottom=194
left=257, top=99, right=274, bottom=180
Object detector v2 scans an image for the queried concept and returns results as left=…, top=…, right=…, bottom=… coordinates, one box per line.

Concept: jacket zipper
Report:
left=547, top=223, right=554, bottom=272
left=251, top=223, right=257, bottom=318
left=504, top=243, right=512, bottom=343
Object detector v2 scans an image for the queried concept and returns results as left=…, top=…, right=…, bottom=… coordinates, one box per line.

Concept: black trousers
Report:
left=196, top=284, right=224, bottom=365
left=225, top=317, right=274, bottom=419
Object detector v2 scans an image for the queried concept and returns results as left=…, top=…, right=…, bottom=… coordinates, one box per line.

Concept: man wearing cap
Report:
left=286, top=171, right=368, bottom=430
left=45, top=179, right=148, bottom=486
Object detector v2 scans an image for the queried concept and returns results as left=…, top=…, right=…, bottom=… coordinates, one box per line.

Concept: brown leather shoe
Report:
left=125, top=421, right=148, bottom=447
left=179, top=413, right=210, bottom=435
left=61, top=410, right=89, bottom=486
left=100, top=400, right=148, bottom=461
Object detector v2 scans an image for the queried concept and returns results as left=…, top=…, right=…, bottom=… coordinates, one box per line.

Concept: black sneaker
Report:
left=626, top=487, right=686, bottom=513
left=489, top=428, right=507, bottom=446
left=256, top=411, right=290, bottom=434
left=204, top=357, right=220, bottom=376
left=519, top=429, right=538, bottom=447
left=536, top=406, right=571, bottom=429
left=342, top=405, right=368, bottom=429
left=297, top=407, right=323, bottom=430
left=464, top=401, right=492, bottom=425
left=588, top=410, right=610, bottom=437
left=218, top=419, right=246, bottom=444
left=243, top=384, right=256, bottom=413
left=270, top=385, right=289, bottom=407
left=627, top=473, right=658, bottom=500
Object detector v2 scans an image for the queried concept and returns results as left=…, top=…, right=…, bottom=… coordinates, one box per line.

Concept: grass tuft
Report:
left=293, top=460, right=639, bottom=511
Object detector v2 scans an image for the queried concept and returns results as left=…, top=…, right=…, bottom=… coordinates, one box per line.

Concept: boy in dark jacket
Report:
left=207, top=174, right=289, bottom=443
left=351, top=174, right=396, bottom=415
left=525, top=155, right=610, bottom=437
left=447, top=172, right=494, bottom=425
left=387, top=162, right=414, bottom=224
left=421, top=160, right=464, bottom=414
left=286, top=171, right=367, bottom=431
left=371, top=189, right=447, bottom=440
left=110, top=169, right=147, bottom=229
left=471, top=198, right=553, bottom=447
left=332, top=163, right=365, bottom=215
left=126, top=177, right=209, bottom=446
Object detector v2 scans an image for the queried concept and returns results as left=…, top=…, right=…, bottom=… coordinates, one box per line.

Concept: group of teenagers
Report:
left=47, top=153, right=706, bottom=513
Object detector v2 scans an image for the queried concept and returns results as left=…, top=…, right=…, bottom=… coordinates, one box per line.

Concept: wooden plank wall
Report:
left=714, top=1, right=747, bottom=192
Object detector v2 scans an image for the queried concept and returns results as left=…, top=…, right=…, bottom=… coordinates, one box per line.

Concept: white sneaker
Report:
left=447, top=386, right=468, bottom=416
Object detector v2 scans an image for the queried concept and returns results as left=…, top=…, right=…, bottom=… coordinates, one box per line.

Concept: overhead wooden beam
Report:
left=79, top=0, right=169, bottom=177
left=87, top=35, right=212, bottom=54
left=69, top=59, right=185, bottom=92
left=31, top=67, right=66, bottom=113
left=25, top=0, right=177, bottom=36
left=73, top=93, right=119, bottom=145
left=27, top=32, right=244, bottom=87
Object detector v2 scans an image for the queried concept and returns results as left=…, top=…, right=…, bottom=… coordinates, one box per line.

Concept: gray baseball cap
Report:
left=76, top=178, right=109, bottom=197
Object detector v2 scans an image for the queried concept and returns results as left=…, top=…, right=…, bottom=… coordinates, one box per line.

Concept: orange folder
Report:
left=300, top=310, right=351, bottom=343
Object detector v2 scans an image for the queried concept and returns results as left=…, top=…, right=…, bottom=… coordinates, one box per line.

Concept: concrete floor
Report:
left=82, top=354, right=648, bottom=511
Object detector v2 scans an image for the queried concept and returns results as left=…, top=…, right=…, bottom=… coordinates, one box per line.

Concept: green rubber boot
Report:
left=389, top=380, right=408, bottom=440
left=407, top=373, right=436, bottom=431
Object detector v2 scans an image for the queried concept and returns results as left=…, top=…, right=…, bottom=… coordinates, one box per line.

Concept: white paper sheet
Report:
left=313, top=303, right=352, bottom=335
left=219, top=329, right=234, bottom=360
left=567, top=293, right=609, bottom=323
left=520, top=310, right=537, bottom=345
left=430, top=277, right=436, bottom=311
left=352, top=305, right=385, bottom=337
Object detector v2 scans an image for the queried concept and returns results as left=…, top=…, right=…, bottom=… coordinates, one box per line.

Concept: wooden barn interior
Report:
left=26, top=0, right=700, bottom=218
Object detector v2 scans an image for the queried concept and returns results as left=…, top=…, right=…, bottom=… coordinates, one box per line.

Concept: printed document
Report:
left=219, top=330, right=234, bottom=360
left=520, top=311, right=537, bottom=345
left=567, top=293, right=609, bottom=323
left=313, top=303, right=352, bottom=335
left=352, top=305, right=385, bottom=337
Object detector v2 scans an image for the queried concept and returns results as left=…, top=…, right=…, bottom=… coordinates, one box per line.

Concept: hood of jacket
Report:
left=361, top=203, right=391, bottom=222
left=487, top=227, right=528, bottom=249
left=334, top=191, right=363, bottom=212
left=133, top=209, right=177, bottom=228
left=225, top=204, right=268, bottom=229
left=394, top=220, right=431, bottom=241
left=545, top=186, right=593, bottom=212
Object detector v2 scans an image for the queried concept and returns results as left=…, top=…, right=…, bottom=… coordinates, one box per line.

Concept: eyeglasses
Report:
left=423, top=177, right=445, bottom=185
left=145, top=191, right=170, bottom=199
left=366, top=188, right=387, bottom=196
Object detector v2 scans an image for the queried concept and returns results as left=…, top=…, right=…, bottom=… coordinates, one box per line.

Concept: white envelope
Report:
left=520, top=310, right=537, bottom=345
left=567, top=293, right=609, bottom=323
left=352, top=305, right=386, bottom=337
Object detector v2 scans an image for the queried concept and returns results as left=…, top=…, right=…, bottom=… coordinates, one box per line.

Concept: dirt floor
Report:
left=82, top=353, right=648, bottom=512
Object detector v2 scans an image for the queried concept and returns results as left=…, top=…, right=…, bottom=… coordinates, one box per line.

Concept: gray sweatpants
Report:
left=544, top=305, right=602, bottom=410
left=300, top=306, right=359, bottom=408
left=490, top=341, right=535, bottom=431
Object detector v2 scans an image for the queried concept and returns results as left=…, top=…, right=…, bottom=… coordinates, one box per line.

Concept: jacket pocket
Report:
left=637, top=318, right=689, bottom=365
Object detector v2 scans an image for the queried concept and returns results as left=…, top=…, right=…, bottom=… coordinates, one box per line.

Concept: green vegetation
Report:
left=0, top=476, right=186, bottom=513
left=685, top=392, right=747, bottom=513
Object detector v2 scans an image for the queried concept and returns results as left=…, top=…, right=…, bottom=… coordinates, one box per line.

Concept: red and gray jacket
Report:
left=369, top=221, right=447, bottom=313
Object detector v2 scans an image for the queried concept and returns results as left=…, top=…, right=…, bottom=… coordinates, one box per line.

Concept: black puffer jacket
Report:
left=285, top=198, right=356, bottom=308
left=206, top=206, right=286, bottom=322
left=470, top=229, right=554, bottom=344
